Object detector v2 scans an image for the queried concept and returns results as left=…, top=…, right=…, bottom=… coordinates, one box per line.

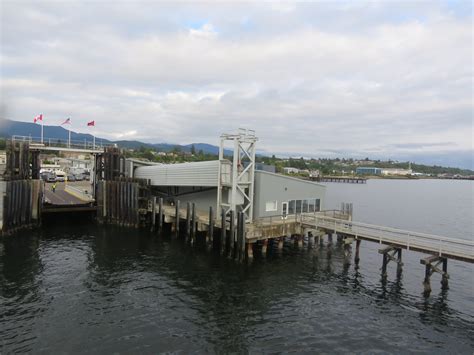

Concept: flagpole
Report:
left=68, top=128, right=71, bottom=148
left=41, top=120, right=44, bottom=144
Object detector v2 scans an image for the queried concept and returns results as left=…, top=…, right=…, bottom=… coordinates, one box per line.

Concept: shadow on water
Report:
left=1, top=223, right=473, bottom=353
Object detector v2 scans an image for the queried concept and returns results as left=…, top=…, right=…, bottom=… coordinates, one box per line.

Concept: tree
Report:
left=190, top=144, right=196, bottom=155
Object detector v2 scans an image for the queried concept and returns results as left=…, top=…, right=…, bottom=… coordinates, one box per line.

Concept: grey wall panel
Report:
left=254, top=171, right=326, bottom=219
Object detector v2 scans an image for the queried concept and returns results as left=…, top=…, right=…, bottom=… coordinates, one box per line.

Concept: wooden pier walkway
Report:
left=311, top=176, right=367, bottom=184
left=300, top=214, right=474, bottom=263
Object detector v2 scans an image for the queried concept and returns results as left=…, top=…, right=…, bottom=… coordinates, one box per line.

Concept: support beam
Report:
left=229, top=210, right=234, bottom=257
left=420, top=256, right=449, bottom=293
left=151, top=196, right=156, bottom=231
left=277, top=237, right=284, bottom=251
left=174, top=200, right=180, bottom=236
left=220, top=208, right=226, bottom=254
left=158, top=197, right=163, bottom=232
left=186, top=202, right=191, bottom=238
left=208, top=206, right=214, bottom=248
left=354, top=239, right=361, bottom=264
left=191, top=203, right=196, bottom=244
left=379, top=246, right=403, bottom=278
left=261, top=239, right=268, bottom=256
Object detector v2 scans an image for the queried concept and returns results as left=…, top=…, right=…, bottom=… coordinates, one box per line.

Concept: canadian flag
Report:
left=34, top=114, right=43, bottom=123
left=87, top=120, right=95, bottom=126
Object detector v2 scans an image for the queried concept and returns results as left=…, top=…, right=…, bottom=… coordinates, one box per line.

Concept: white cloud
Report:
left=0, top=1, right=472, bottom=168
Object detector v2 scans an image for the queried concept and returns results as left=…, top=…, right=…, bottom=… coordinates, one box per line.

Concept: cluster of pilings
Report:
left=150, top=198, right=248, bottom=262
left=96, top=178, right=150, bottom=227
left=1, top=141, right=42, bottom=235
left=339, top=234, right=450, bottom=295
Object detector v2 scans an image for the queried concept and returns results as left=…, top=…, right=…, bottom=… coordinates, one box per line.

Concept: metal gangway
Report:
left=12, top=135, right=114, bottom=153
left=300, top=214, right=474, bottom=263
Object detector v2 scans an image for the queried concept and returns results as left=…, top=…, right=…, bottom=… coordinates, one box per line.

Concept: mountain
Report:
left=0, top=118, right=230, bottom=155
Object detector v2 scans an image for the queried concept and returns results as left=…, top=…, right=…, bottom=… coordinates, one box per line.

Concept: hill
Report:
left=0, top=118, right=230, bottom=154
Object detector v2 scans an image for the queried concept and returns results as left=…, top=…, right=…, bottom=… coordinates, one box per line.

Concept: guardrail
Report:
left=12, top=135, right=114, bottom=151
left=252, top=210, right=350, bottom=226
left=300, top=214, right=474, bottom=262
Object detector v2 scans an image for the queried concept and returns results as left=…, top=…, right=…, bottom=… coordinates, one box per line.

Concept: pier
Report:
left=311, top=176, right=367, bottom=184
left=1, top=133, right=473, bottom=296
left=147, top=198, right=473, bottom=294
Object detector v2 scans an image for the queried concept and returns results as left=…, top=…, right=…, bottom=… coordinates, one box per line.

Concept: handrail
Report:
left=301, top=214, right=474, bottom=260
left=11, top=135, right=114, bottom=150
left=301, top=214, right=474, bottom=246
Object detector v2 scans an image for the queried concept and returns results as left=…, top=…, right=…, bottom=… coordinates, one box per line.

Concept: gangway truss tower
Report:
left=217, top=129, right=257, bottom=223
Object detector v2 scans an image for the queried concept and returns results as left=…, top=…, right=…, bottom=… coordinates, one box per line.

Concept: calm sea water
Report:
left=1, top=179, right=473, bottom=353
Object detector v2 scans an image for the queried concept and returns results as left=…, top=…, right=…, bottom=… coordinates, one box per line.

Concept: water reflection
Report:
left=1, top=224, right=473, bottom=353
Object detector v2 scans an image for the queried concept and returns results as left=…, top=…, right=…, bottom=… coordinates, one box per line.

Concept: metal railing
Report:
left=252, top=210, right=351, bottom=227
left=12, top=135, right=114, bottom=151
left=300, top=214, right=474, bottom=261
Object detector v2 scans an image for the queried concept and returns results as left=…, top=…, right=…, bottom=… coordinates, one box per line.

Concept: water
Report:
left=1, top=179, right=473, bottom=353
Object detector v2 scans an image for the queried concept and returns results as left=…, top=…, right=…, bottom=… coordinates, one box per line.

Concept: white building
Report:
left=283, top=167, right=299, bottom=174
left=382, top=168, right=413, bottom=176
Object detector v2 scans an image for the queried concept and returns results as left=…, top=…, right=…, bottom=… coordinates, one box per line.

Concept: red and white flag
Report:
left=34, top=114, right=43, bottom=123
left=87, top=120, right=95, bottom=126
left=61, top=118, right=71, bottom=125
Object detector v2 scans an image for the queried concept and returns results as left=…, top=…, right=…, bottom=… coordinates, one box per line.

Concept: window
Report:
left=289, top=200, right=295, bottom=214
left=303, top=199, right=309, bottom=213
left=296, top=200, right=302, bottom=214
left=315, top=199, right=321, bottom=211
left=309, top=199, right=315, bottom=212
left=265, top=200, right=278, bottom=212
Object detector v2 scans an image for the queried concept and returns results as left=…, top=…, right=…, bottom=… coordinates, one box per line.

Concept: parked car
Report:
left=55, top=170, right=66, bottom=182
left=67, top=174, right=76, bottom=182
left=75, top=173, right=85, bottom=181
left=46, top=173, right=56, bottom=183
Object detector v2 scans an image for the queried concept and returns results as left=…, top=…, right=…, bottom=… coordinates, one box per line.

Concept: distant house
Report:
left=356, top=167, right=382, bottom=175
left=283, top=167, right=299, bottom=174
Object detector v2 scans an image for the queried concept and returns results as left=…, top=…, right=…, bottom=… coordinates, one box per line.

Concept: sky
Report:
left=1, top=1, right=473, bottom=169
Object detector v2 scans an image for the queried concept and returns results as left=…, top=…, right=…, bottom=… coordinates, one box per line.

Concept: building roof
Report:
left=134, top=160, right=229, bottom=187
left=255, top=170, right=326, bottom=188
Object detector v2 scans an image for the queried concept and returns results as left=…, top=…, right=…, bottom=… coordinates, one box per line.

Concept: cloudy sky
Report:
left=1, top=1, right=472, bottom=168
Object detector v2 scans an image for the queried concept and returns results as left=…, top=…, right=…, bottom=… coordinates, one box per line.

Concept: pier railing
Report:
left=12, top=135, right=113, bottom=151
left=300, top=214, right=474, bottom=262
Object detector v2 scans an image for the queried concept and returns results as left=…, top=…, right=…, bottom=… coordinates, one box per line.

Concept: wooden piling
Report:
left=186, top=202, right=191, bottom=238
left=441, top=259, right=449, bottom=290
left=151, top=196, right=156, bottom=231
left=240, top=213, right=247, bottom=261
left=354, top=239, right=361, bottom=264
left=208, top=206, right=214, bottom=248
left=220, top=208, right=226, bottom=254
left=229, top=210, right=234, bottom=257
left=191, top=203, right=196, bottom=244
left=175, top=200, right=180, bottom=236
left=277, top=237, right=284, bottom=251
left=158, top=197, right=163, bottom=232
left=262, top=239, right=268, bottom=255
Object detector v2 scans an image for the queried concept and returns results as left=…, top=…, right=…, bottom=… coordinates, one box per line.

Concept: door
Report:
left=282, top=202, right=288, bottom=219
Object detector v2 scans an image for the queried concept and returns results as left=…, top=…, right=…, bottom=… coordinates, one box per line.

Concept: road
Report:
left=44, top=181, right=92, bottom=205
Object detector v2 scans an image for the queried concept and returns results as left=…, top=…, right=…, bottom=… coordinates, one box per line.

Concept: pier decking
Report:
left=300, top=214, right=474, bottom=263
left=311, top=176, right=367, bottom=184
